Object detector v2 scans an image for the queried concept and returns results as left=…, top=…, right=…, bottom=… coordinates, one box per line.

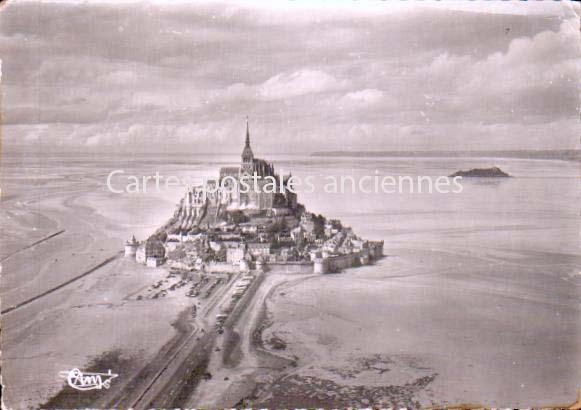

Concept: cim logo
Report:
left=59, top=368, right=118, bottom=391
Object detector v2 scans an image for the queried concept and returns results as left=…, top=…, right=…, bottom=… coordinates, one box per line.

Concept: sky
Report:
left=0, top=0, right=579, bottom=154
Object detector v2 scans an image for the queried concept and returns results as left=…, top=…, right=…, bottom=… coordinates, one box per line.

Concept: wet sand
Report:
left=256, top=246, right=580, bottom=408
left=1, top=159, right=190, bottom=409
left=2, top=154, right=579, bottom=408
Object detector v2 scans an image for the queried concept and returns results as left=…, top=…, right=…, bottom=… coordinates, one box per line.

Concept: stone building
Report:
left=247, top=242, right=271, bottom=258
left=136, top=239, right=166, bottom=266
left=226, top=242, right=246, bottom=264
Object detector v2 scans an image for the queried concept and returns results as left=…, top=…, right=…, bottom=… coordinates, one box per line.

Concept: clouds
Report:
left=413, top=18, right=579, bottom=124
left=257, top=69, right=344, bottom=101
left=341, top=89, right=385, bottom=106
left=0, top=0, right=579, bottom=152
left=217, top=69, right=345, bottom=103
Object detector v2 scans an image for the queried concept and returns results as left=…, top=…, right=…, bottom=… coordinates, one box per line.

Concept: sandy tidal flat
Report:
left=1, top=155, right=197, bottom=409
left=1, top=153, right=579, bottom=408
left=260, top=246, right=579, bottom=407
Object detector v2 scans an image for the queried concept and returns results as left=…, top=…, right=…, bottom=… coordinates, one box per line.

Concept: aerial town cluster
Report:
left=125, top=120, right=383, bottom=274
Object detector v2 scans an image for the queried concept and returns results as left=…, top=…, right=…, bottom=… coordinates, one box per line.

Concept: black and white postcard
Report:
left=1, top=1, right=579, bottom=409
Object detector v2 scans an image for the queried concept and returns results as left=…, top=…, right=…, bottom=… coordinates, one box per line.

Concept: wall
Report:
left=326, top=253, right=359, bottom=273
left=204, top=261, right=240, bottom=273
left=267, top=262, right=314, bottom=274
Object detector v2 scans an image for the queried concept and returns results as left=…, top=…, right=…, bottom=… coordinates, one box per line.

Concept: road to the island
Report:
left=186, top=270, right=317, bottom=408
left=147, top=269, right=272, bottom=409
left=98, top=270, right=245, bottom=409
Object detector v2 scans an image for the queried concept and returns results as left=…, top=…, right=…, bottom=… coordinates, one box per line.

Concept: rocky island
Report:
left=449, top=166, right=511, bottom=178
left=125, top=120, right=383, bottom=275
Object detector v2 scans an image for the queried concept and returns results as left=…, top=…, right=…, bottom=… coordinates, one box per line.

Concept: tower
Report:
left=241, top=117, right=254, bottom=174
left=124, top=235, right=139, bottom=257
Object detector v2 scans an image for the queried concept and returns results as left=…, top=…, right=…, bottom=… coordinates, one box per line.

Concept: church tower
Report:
left=241, top=117, right=254, bottom=174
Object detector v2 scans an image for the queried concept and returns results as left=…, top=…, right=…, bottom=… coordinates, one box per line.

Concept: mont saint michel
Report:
left=1, top=1, right=579, bottom=409
left=127, top=121, right=384, bottom=276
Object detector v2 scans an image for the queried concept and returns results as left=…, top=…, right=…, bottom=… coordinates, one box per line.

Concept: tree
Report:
left=313, top=214, right=326, bottom=238
left=227, top=210, right=248, bottom=225
left=267, top=217, right=287, bottom=234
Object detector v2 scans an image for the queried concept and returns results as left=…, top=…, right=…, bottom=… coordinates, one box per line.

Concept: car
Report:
left=216, top=313, right=228, bottom=321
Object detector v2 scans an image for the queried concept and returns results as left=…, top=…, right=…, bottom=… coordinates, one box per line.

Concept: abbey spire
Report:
left=241, top=116, right=254, bottom=172
left=245, top=116, right=251, bottom=148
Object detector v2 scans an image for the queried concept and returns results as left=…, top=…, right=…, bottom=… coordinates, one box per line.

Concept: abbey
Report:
left=174, top=119, right=298, bottom=231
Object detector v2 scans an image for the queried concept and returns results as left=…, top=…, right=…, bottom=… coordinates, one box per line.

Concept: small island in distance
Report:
left=449, top=166, right=511, bottom=178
